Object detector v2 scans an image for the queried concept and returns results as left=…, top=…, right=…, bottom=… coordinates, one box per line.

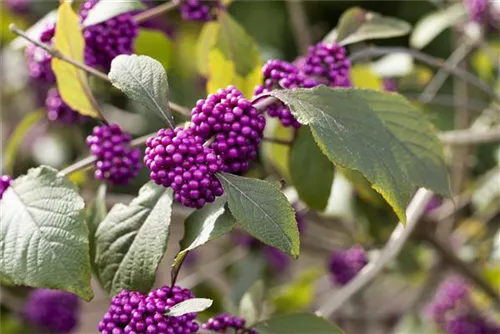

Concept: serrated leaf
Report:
left=86, top=184, right=107, bottom=272
left=331, top=7, right=411, bottom=45
left=166, top=298, right=213, bottom=316
left=10, top=10, right=57, bottom=49
left=83, top=0, right=146, bottom=27
left=217, top=172, right=299, bottom=257
left=174, top=197, right=236, bottom=266
left=254, top=312, right=343, bottom=334
left=52, top=0, right=100, bottom=119
left=290, top=126, right=334, bottom=211
left=410, top=3, right=467, bottom=49
left=197, top=21, right=219, bottom=76
left=0, top=166, right=93, bottom=300
left=95, top=182, right=173, bottom=296
left=135, top=28, right=174, bottom=70
left=270, top=87, right=449, bottom=223
left=239, top=280, right=264, bottom=326
left=109, top=54, right=174, bottom=128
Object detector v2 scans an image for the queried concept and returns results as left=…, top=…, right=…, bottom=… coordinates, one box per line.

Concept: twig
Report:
left=285, top=0, right=312, bottom=55
left=315, top=188, right=434, bottom=317
left=438, top=126, right=500, bottom=145
left=349, top=46, right=500, bottom=102
left=133, top=0, right=180, bottom=23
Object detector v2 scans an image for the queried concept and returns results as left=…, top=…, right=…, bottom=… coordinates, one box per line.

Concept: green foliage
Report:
left=254, top=312, right=344, bottom=334
left=239, top=280, right=265, bottom=326
left=270, top=87, right=449, bottom=223
left=0, top=166, right=93, bottom=300
left=86, top=184, right=107, bottom=272
left=166, top=298, right=213, bottom=316
left=94, top=182, right=173, bottom=296
left=231, top=252, right=266, bottom=307
left=82, top=0, right=146, bottom=27
left=290, top=127, right=334, bottom=211
left=217, top=172, right=300, bottom=257
left=196, top=22, right=219, bottom=76
left=134, top=29, right=174, bottom=71
left=108, top=54, right=175, bottom=128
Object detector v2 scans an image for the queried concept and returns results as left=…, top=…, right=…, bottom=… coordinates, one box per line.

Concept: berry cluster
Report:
left=202, top=313, right=258, bottom=334
left=87, top=124, right=141, bottom=186
left=144, top=127, right=224, bottom=208
left=80, top=0, right=139, bottom=71
left=382, top=78, right=398, bottom=92
left=301, top=42, right=351, bottom=87
left=0, top=175, right=12, bottom=199
left=328, top=245, right=368, bottom=285
left=179, top=0, right=223, bottom=21
left=23, top=289, right=80, bottom=334
left=98, top=286, right=199, bottom=334
left=46, top=88, right=87, bottom=124
left=6, top=0, right=30, bottom=14
left=426, top=277, right=500, bottom=334
left=25, top=22, right=56, bottom=83
left=464, top=0, right=500, bottom=27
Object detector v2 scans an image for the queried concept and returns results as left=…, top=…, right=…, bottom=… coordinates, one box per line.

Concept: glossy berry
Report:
left=179, top=0, right=223, bottom=21
left=302, top=42, right=351, bottom=87
left=202, top=313, right=258, bottom=334
left=144, top=127, right=224, bottom=208
left=23, top=289, right=80, bottom=334
left=0, top=175, right=12, bottom=199
left=46, top=88, right=87, bottom=124
left=98, top=286, right=199, bottom=334
left=328, top=245, right=368, bottom=285
left=86, top=124, right=141, bottom=185
left=25, top=22, right=56, bottom=83
left=383, top=78, right=398, bottom=92
left=80, top=0, right=139, bottom=71
left=191, top=86, right=266, bottom=174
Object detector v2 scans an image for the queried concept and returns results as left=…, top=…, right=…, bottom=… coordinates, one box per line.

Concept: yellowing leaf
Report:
left=52, top=0, right=100, bottom=119
left=472, top=43, right=500, bottom=82
left=261, top=118, right=293, bottom=180
left=351, top=64, right=383, bottom=90
left=207, top=50, right=236, bottom=94
left=197, top=21, right=220, bottom=76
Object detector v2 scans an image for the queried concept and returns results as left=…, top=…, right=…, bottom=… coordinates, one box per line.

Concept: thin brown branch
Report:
left=439, top=126, right=500, bottom=145
left=285, top=0, right=312, bottom=55
left=133, top=0, right=180, bottom=23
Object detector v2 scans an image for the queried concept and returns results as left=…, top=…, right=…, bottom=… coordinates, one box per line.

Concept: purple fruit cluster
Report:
left=301, top=42, right=351, bottom=87
left=144, top=127, right=224, bottom=208
left=179, top=0, right=223, bottom=22
left=465, top=0, right=490, bottom=23
left=0, top=175, right=12, bottom=199
left=426, top=277, right=500, bottom=334
left=25, top=22, right=56, bottom=83
left=98, top=286, right=199, bottom=334
left=87, top=124, right=141, bottom=185
left=328, top=245, right=368, bottom=285
left=80, top=0, right=139, bottom=71
left=383, top=78, right=398, bottom=92
left=23, top=289, right=80, bottom=334
left=5, top=0, right=30, bottom=14
left=46, top=88, right=87, bottom=124
left=202, top=313, right=258, bottom=334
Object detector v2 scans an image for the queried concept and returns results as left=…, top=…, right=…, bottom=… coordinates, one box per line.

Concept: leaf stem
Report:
left=170, top=251, right=189, bottom=287
left=133, top=0, right=180, bottom=23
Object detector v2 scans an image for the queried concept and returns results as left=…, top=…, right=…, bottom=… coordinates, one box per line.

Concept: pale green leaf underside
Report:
left=83, top=0, right=146, bottom=27
left=95, top=182, right=173, bottom=296
left=271, top=87, right=449, bottom=223
left=166, top=298, right=213, bottom=316
left=254, top=312, right=344, bottom=334
left=239, top=280, right=265, bottom=326
left=0, top=166, right=93, bottom=300
left=217, top=172, right=299, bottom=257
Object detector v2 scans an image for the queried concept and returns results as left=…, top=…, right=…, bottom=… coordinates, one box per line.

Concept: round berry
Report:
left=328, top=245, right=367, bottom=285
left=25, top=22, right=56, bottom=83
left=179, top=0, right=223, bottom=21
left=382, top=78, right=398, bottom=92
left=202, top=313, right=258, bottom=333
left=302, top=42, right=351, bottom=87
left=0, top=175, right=12, bottom=199
left=46, top=88, right=87, bottom=124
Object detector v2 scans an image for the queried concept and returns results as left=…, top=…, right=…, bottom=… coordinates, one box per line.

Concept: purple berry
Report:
left=179, top=0, right=223, bottom=22
left=25, top=22, right=56, bottom=83
left=302, top=42, right=351, bottom=87
left=202, top=313, right=257, bottom=333
left=86, top=124, right=141, bottom=185
left=46, top=88, right=87, bottom=124
left=383, top=78, right=398, bottom=92
left=5, top=0, right=30, bottom=14
left=328, top=245, right=368, bottom=285
left=23, top=289, right=80, bottom=334
left=0, top=175, right=12, bottom=199
left=465, top=0, right=490, bottom=23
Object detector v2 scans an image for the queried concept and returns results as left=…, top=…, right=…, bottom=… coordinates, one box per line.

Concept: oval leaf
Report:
left=217, top=172, right=299, bottom=257
left=254, top=312, right=343, bottom=334
left=0, top=166, right=93, bottom=300
left=290, top=126, right=334, bottom=211
left=270, top=87, right=449, bottom=223
left=83, top=0, right=146, bottom=27
left=166, top=298, right=213, bottom=316
left=52, top=0, right=100, bottom=118
left=331, top=7, right=411, bottom=45
left=135, top=29, right=174, bottom=71
left=95, top=182, right=174, bottom=296
left=109, top=54, right=174, bottom=128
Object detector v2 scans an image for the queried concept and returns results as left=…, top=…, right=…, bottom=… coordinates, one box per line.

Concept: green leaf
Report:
left=86, top=184, right=107, bottom=272
left=290, top=127, right=334, bottom=211
left=174, top=197, right=236, bottom=266
left=231, top=251, right=266, bottom=307
left=410, top=3, right=467, bottom=49
left=239, top=280, right=264, bottom=326
left=95, top=182, right=173, bottom=296
left=331, top=7, right=411, bottom=45
left=135, top=29, right=174, bottom=71
left=196, top=21, right=219, bottom=76
left=254, top=312, right=343, bottom=334
left=166, top=298, right=213, bottom=316
left=270, top=87, right=449, bottom=223
left=82, top=0, right=146, bottom=27
left=217, top=172, right=299, bottom=257
left=0, top=166, right=93, bottom=300
left=109, top=54, right=174, bottom=128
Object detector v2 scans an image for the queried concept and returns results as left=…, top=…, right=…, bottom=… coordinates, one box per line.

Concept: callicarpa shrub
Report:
left=3, top=1, right=499, bottom=334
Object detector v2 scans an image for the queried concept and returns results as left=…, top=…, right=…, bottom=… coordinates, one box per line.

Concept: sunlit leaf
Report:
left=197, top=21, right=219, bottom=76
left=350, top=64, right=383, bottom=90
left=134, top=28, right=174, bottom=70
